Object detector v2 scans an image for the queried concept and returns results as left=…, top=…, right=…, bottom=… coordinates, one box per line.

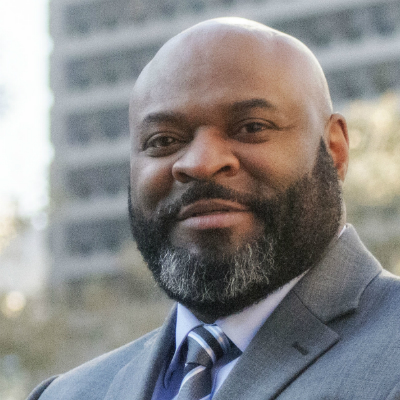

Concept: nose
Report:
left=172, top=126, right=240, bottom=183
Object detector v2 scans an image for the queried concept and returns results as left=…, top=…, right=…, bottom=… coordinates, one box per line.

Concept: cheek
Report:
left=130, top=158, right=174, bottom=215
left=238, top=142, right=315, bottom=192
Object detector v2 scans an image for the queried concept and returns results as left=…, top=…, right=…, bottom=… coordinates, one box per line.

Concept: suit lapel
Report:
left=215, top=225, right=382, bottom=400
left=214, top=290, right=339, bottom=400
left=103, top=308, right=176, bottom=400
left=293, top=224, right=381, bottom=323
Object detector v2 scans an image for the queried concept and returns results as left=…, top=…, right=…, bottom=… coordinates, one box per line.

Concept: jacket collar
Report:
left=293, top=224, right=382, bottom=323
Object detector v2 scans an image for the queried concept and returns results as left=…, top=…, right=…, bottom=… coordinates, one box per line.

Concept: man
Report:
left=28, top=17, right=400, bottom=400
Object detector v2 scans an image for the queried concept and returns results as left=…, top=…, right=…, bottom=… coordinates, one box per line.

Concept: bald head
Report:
left=131, top=17, right=333, bottom=127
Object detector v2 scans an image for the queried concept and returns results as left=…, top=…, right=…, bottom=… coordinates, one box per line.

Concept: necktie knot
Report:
left=175, top=324, right=241, bottom=399
left=185, top=324, right=231, bottom=369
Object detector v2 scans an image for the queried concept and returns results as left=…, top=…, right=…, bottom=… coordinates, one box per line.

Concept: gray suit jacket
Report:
left=28, top=225, right=400, bottom=399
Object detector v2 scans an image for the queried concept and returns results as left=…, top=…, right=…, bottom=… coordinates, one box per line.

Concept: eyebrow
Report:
left=230, top=98, right=276, bottom=113
left=140, top=98, right=276, bottom=127
left=142, top=112, right=186, bottom=126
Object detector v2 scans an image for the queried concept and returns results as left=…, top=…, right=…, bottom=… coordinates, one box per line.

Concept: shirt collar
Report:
left=215, top=274, right=304, bottom=351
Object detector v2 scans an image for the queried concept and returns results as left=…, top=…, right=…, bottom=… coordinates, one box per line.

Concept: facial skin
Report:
left=129, top=18, right=349, bottom=322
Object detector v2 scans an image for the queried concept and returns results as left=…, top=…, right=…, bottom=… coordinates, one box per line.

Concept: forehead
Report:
left=130, top=28, right=313, bottom=123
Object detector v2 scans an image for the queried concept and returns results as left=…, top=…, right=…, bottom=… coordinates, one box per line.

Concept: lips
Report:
left=177, top=199, right=249, bottom=220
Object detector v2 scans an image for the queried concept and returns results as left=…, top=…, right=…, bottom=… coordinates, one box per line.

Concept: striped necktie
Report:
left=175, top=324, right=241, bottom=400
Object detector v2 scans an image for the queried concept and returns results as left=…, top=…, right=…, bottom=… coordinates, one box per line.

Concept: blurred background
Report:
left=1, top=0, right=400, bottom=398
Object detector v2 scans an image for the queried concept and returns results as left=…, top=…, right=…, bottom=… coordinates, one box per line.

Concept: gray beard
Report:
left=158, top=236, right=276, bottom=304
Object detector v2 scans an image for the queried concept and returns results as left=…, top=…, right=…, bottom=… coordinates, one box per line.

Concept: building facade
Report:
left=48, top=0, right=400, bottom=297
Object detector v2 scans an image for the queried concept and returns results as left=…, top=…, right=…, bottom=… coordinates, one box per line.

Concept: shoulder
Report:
left=330, top=267, right=400, bottom=363
left=26, top=327, right=161, bottom=400
left=26, top=376, right=58, bottom=400
left=361, top=268, right=400, bottom=317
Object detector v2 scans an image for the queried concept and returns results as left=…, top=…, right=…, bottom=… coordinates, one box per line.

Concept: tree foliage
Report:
left=343, top=93, right=400, bottom=275
left=344, top=93, right=400, bottom=206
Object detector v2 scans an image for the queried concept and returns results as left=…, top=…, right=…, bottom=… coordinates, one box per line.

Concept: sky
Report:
left=0, top=0, right=52, bottom=218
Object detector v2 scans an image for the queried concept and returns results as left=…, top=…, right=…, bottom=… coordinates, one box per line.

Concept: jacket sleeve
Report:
left=26, top=376, right=58, bottom=400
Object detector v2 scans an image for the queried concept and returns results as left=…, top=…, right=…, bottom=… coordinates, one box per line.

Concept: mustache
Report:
left=155, top=181, right=272, bottom=222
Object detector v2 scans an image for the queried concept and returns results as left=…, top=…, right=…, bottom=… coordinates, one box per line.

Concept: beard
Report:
left=128, top=140, right=342, bottom=319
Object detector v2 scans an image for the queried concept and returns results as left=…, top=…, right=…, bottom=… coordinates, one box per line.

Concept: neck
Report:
left=190, top=309, right=217, bottom=324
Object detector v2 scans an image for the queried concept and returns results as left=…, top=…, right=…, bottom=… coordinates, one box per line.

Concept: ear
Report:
left=326, top=113, right=349, bottom=182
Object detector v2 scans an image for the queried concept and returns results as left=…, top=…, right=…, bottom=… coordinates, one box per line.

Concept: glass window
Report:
left=370, top=2, right=398, bottom=36
left=128, top=0, right=148, bottom=23
left=327, top=68, right=367, bottom=103
left=66, top=45, right=161, bottom=91
left=66, top=59, right=92, bottom=89
left=67, top=107, right=129, bottom=146
left=342, top=69, right=366, bottom=100
left=99, top=107, right=129, bottom=140
left=67, top=219, right=130, bottom=256
left=189, top=0, right=207, bottom=13
left=337, top=9, right=367, bottom=42
left=98, top=1, right=119, bottom=30
left=67, top=169, right=94, bottom=199
left=100, top=55, right=121, bottom=85
left=158, top=0, right=178, bottom=17
left=67, top=162, right=129, bottom=200
left=67, top=224, right=94, bottom=256
left=306, top=15, right=334, bottom=47
left=101, top=163, right=130, bottom=196
left=65, top=4, right=93, bottom=35
left=67, top=114, right=92, bottom=145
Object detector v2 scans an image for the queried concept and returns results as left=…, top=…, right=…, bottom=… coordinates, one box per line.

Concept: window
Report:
left=306, top=15, right=334, bottom=47
left=67, top=107, right=129, bottom=145
left=128, top=0, right=148, bottom=23
left=67, top=114, right=92, bottom=145
left=67, top=219, right=131, bottom=256
left=327, top=69, right=367, bottom=103
left=67, top=224, right=94, bottom=256
left=66, top=60, right=92, bottom=89
left=100, top=107, right=129, bottom=140
left=65, top=4, right=93, bottom=35
left=370, top=2, right=399, bottom=36
left=158, top=0, right=178, bottom=17
left=65, top=45, right=161, bottom=91
left=338, top=9, right=367, bottom=42
left=67, top=162, right=130, bottom=200
left=188, top=0, right=207, bottom=13
left=327, top=60, right=400, bottom=104
left=65, top=0, right=132, bottom=36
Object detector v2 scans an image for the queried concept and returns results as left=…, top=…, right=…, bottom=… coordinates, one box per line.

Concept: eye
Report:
left=147, top=135, right=178, bottom=148
left=237, top=122, right=268, bottom=134
left=143, top=133, right=185, bottom=156
left=233, top=119, right=277, bottom=143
